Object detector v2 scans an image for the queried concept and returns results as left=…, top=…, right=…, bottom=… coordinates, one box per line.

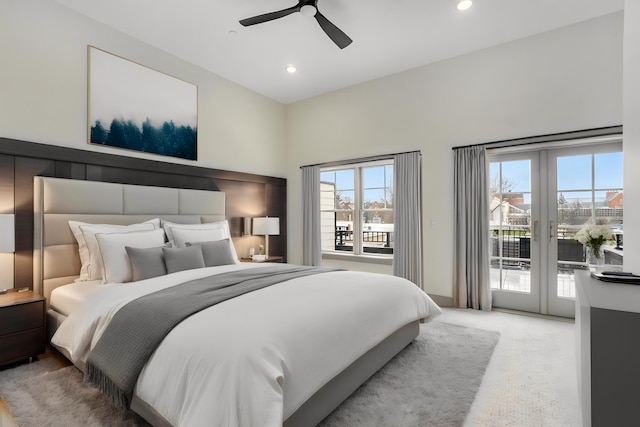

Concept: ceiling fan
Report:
left=239, top=0, right=353, bottom=49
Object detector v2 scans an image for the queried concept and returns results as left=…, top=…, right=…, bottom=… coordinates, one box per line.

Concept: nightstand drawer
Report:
left=0, top=300, right=45, bottom=336
left=0, top=328, right=45, bottom=364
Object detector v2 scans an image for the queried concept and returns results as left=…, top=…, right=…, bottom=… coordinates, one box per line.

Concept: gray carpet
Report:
left=0, top=321, right=499, bottom=427
left=319, top=321, right=500, bottom=427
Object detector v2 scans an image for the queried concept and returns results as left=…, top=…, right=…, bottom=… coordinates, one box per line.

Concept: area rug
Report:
left=0, top=321, right=499, bottom=427
left=319, top=321, right=500, bottom=427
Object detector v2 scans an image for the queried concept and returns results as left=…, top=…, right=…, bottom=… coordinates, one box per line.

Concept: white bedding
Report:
left=49, top=280, right=116, bottom=316
left=51, top=263, right=441, bottom=427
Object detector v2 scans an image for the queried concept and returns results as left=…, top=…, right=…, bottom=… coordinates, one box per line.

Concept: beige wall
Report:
left=623, top=1, right=640, bottom=270
left=0, top=0, right=287, bottom=178
left=285, top=12, right=623, bottom=299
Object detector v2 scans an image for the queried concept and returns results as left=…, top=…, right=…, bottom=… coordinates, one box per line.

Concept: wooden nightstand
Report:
left=0, top=291, right=46, bottom=366
left=240, top=256, right=284, bottom=263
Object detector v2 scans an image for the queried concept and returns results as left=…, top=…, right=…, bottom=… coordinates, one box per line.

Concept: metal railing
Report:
left=490, top=224, right=623, bottom=271
left=335, top=226, right=393, bottom=254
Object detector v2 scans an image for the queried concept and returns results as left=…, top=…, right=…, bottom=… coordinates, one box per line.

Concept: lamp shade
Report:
left=0, top=214, right=15, bottom=253
left=253, top=217, right=279, bottom=236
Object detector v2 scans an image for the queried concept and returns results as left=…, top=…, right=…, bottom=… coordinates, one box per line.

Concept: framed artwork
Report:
left=88, top=46, right=198, bottom=160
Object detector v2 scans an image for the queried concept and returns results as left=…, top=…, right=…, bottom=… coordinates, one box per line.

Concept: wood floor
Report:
left=0, top=398, right=17, bottom=427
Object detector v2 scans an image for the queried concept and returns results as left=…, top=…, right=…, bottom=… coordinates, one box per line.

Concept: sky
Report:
left=490, top=152, right=623, bottom=197
left=322, top=152, right=624, bottom=208
left=320, top=165, right=394, bottom=205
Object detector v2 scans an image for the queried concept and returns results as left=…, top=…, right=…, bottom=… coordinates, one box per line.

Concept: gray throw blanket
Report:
left=84, top=265, right=338, bottom=410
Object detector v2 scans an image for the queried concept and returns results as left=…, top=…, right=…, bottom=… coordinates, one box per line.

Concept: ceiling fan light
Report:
left=457, top=0, right=473, bottom=11
left=300, top=5, right=317, bottom=17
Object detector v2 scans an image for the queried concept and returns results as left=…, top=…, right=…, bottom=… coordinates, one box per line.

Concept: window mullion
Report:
left=354, top=167, right=362, bottom=255
left=591, top=154, right=596, bottom=223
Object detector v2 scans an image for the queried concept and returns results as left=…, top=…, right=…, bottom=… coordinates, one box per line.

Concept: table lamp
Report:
left=252, top=217, right=279, bottom=258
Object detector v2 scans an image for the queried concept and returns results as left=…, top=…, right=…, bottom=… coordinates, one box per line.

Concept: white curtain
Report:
left=453, top=146, right=492, bottom=310
left=301, top=165, right=322, bottom=266
left=392, top=152, right=423, bottom=289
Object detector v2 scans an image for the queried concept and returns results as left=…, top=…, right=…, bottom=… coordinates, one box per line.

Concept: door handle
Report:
left=549, top=220, right=556, bottom=240
left=533, top=220, right=539, bottom=242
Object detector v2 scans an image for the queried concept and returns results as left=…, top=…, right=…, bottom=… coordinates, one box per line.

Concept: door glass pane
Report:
left=557, top=155, right=591, bottom=190
left=594, top=152, right=623, bottom=267
left=556, top=152, right=623, bottom=299
left=594, top=152, right=623, bottom=188
left=556, top=189, right=588, bottom=299
left=490, top=160, right=532, bottom=293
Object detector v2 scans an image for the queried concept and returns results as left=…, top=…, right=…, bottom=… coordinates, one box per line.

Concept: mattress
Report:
left=49, top=280, right=118, bottom=316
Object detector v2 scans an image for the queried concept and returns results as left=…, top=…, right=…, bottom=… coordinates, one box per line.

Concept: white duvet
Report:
left=52, top=263, right=441, bottom=427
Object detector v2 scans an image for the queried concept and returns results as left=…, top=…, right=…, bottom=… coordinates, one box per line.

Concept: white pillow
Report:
left=172, top=228, right=226, bottom=248
left=166, top=220, right=239, bottom=263
left=163, top=220, right=227, bottom=245
left=73, top=219, right=160, bottom=281
left=95, top=228, right=166, bottom=283
left=162, top=220, right=201, bottom=246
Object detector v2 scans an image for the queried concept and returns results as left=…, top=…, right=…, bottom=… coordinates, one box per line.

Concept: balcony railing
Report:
left=490, top=225, right=622, bottom=272
left=335, top=226, right=393, bottom=254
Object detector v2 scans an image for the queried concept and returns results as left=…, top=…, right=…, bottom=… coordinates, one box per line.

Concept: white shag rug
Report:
left=320, top=321, right=500, bottom=427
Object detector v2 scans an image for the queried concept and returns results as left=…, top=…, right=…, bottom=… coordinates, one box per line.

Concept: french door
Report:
left=489, top=140, right=623, bottom=317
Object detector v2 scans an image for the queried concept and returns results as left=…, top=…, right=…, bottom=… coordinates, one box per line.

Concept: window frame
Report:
left=320, top=159, right=394, bottom=258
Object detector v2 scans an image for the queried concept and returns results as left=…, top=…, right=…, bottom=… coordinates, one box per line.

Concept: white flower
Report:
left=575, top=222, right=613, bottom=247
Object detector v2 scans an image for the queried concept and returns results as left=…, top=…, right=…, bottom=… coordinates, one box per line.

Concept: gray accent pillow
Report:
left=186, top=239, right=236, bottom=267
left=163, top=245, right=205, bottom=274
left=125, top=245, right=168, bottom=282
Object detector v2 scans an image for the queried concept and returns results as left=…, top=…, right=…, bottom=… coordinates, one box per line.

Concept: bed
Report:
left=33, top=176, right=441, bottom=427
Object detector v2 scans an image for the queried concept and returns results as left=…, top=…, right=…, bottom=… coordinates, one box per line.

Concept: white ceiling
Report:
left=56, top=0, right=624, bottom=104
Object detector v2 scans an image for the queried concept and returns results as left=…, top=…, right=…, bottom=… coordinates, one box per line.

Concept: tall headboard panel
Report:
left=33, top=177, right=226, bottom=302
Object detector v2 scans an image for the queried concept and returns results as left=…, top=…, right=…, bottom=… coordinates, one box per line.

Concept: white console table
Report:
left=575, top=270, right=640, bottom=427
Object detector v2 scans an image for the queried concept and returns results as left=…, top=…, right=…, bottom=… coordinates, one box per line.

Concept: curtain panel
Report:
left=453, top=146, right=492, bottom=310
left=301, top=165, right=322, bottom=266
left=393, top=152, right=423, bottom=289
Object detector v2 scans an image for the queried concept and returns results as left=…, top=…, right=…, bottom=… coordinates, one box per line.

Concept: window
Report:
left=320, top=160, right=394, bottom=256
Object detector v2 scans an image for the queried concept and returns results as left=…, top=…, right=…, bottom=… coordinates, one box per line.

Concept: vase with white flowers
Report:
left=575, top=222, right=613, bottom=266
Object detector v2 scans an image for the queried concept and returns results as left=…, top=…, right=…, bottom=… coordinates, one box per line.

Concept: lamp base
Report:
left=265, top=235, right=270, bottom=259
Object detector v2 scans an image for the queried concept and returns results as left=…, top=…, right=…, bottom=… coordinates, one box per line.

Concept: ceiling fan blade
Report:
left=239, top=5, right=300, bottom=27
left=314, top=12, right=352, bottom=49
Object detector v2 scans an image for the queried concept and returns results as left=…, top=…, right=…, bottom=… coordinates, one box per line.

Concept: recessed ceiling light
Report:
left=285, top=64, right=297, bottom=74
left=457, top=0, right=473, bottom=11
